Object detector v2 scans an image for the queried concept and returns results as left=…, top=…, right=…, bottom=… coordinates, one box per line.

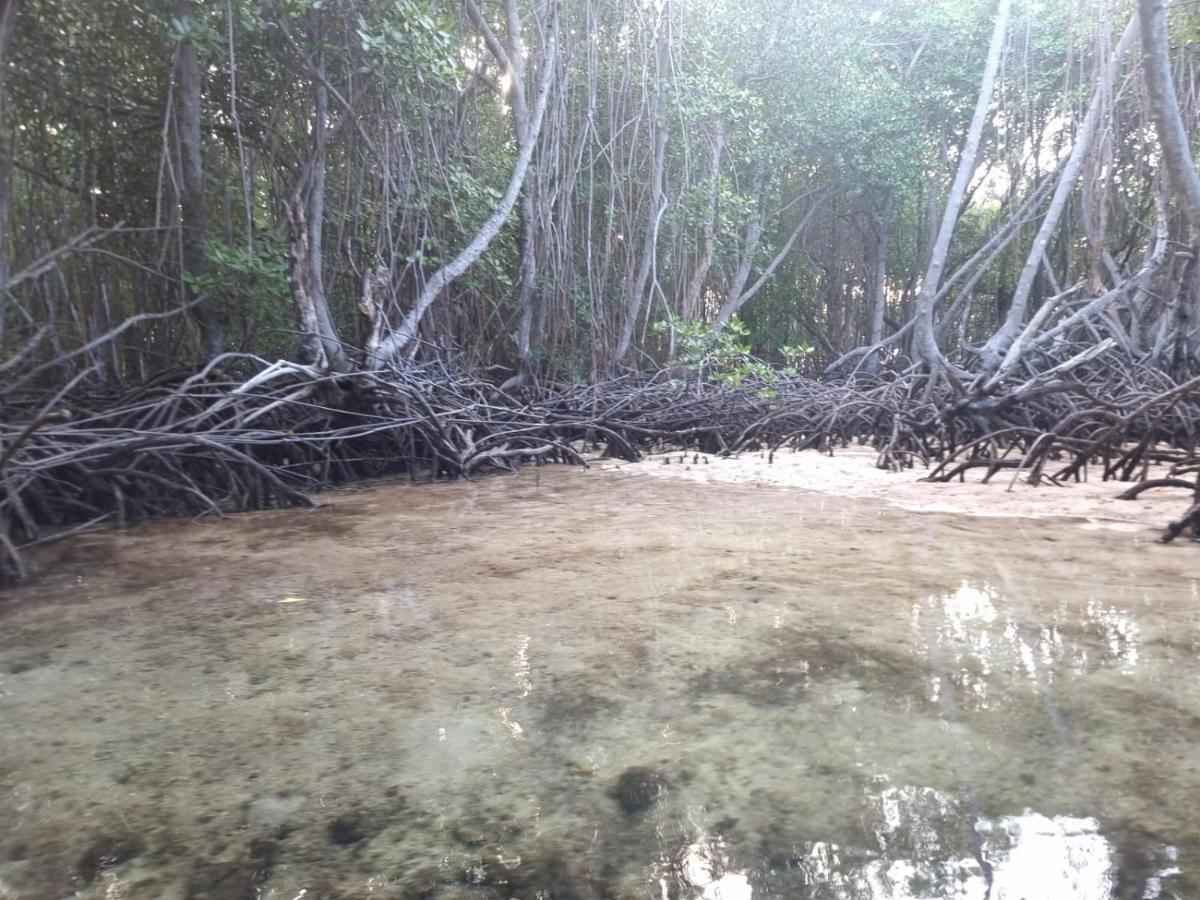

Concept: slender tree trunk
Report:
left=977, top=14, right=1137, bottom=375
left=1139, top=0, right=1200, bottom=233
left=504, top=0, right=541, bottom=386
left=0, top=0, right=18, bottom=308
left=723, top=163, right=766, bottom=310
left=1081, top=13, right=1114, bottom=295
left=615, top=35, right=669, bottom=364
left=911, top=0, right=1011, bottom=374
left=372, top=23, right=558, bottom=365
left=824, top=203, right=844, bottom=351
left=865, top=189, right=895, bottom=374
left=681, top=121, right=725, bottom=321
left=464, top=0, right=547, bottom=386
left=172, top=0, right=222, bottom=358
left=724, top=218, right=762, bottom=311
left=0, top=0, right=18, bottom=338
left=288, top=41, right=345, bottom=369
left=1170, top=242, right=1197, bottom=378
left=511, top=186, right=539, bottom=378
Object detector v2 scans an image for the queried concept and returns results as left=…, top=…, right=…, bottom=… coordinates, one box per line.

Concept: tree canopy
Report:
left=1, top=0, right=1199, bottom=384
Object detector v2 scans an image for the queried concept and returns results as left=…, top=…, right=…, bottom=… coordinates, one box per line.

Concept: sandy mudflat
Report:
left=608, top=444, right=1194, bottom=533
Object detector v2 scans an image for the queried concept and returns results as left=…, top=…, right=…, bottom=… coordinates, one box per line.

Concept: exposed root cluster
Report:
left=3, top=356, right=1200, bottom=584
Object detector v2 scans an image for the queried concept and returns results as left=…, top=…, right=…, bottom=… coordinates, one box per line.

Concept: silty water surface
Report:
left=0, top=465, right=1197, bottom=899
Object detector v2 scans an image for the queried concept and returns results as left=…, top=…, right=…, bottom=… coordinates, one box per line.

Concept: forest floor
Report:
left=610, top=446, right=1185, bottom=533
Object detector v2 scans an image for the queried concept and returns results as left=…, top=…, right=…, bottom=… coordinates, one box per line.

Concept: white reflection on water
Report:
left=1144, top=846, right=1182, bottom=899
left=981, top=812, right=1113, bottom=899
left=790, top=783, right=1181, bottom=899
left=497, top=704, right=524, bottom=737
left=917, top=581, right=1145, bottom=711
left=647, top=795, right=1164, bottom=900
left=514, top=633, right=533, bottom=696
left=787, top=836, right=982, bottom=898
left=660, top=833, right=754, bottom=900
left=1085, top=601, right=1141, bottom=674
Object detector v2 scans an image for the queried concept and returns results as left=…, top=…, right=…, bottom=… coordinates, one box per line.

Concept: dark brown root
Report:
left=4, top=356, right=1200, bottom=584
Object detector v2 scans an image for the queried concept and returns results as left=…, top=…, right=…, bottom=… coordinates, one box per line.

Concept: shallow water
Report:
left=1, top=466, right=1198, bottom=900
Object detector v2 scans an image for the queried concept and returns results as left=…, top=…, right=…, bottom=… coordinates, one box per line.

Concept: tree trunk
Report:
left=0, top=0, right=17, bottom=303
left=504, top=0, right=541, bottom=386
left=723, top=162, right=766, bottom=311
left=615, top=35, right=669, bottom=364
left=288, top=40, right=345, bottom=370
left=372, top=23, right=558, bottom=365
left=681, top=121, right=725, bottom=322
left=976, top=14, right=1137, bottom=375
left=511, top=185, right=540, bottom=381
left=1138, top=0, right=1200, bottom=233
left=911, top=0, right=1011, bottom=374
left=1171, top=243, right=1198, bottom=379
left=172, top=0, right=222, bottom=358
left=864, top=189, right=895, bottom=374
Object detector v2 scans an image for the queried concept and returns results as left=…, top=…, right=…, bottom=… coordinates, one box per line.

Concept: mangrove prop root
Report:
left=4, top=356, right=1200, bottom=584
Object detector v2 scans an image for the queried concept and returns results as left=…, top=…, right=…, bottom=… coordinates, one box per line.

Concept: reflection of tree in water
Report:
left=912, top=580, right=1148, bottom=713
left=746, top=782, right=1181, bottom=899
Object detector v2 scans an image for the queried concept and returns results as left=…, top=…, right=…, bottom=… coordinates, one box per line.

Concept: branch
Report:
left=5, top=224, right=125, bottom=290
left=714, top=189, right=828, bottom=325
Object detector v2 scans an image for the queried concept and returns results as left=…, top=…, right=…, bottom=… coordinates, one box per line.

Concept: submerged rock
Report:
left=452, top=823, right=491, bottom=848
left=613, top=766, right=668, bottom=814
left=327, top=813, right=368, bottom=846
left=76, top=831, right=145, bottom=882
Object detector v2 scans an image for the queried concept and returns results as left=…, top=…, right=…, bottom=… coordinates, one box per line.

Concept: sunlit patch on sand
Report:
left=620, top=446, right=1185, bottom=531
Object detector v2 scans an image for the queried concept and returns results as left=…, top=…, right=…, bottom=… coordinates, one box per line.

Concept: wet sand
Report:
left=615, top=444, right=1193, bottom=532
left=0, top=464, right=1197, bottom=899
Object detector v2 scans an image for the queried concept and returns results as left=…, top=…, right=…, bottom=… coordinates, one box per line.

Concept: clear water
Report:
left=1, top=467, right=1198, bottom=899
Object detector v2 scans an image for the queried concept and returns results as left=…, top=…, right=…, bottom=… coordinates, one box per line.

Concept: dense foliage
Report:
left=1, top=0, right=1198, bottom=385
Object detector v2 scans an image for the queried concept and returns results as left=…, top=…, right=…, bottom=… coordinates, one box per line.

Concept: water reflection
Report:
left=915, top=580, right=1148, bottom=713
left=660, top=833, right=754, bottom=900
left=781, top=784, right=1180, bottom=899
left=982, top=812, right=1113, bottom=898
left=1085, top=601, right=1141, bottom=674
